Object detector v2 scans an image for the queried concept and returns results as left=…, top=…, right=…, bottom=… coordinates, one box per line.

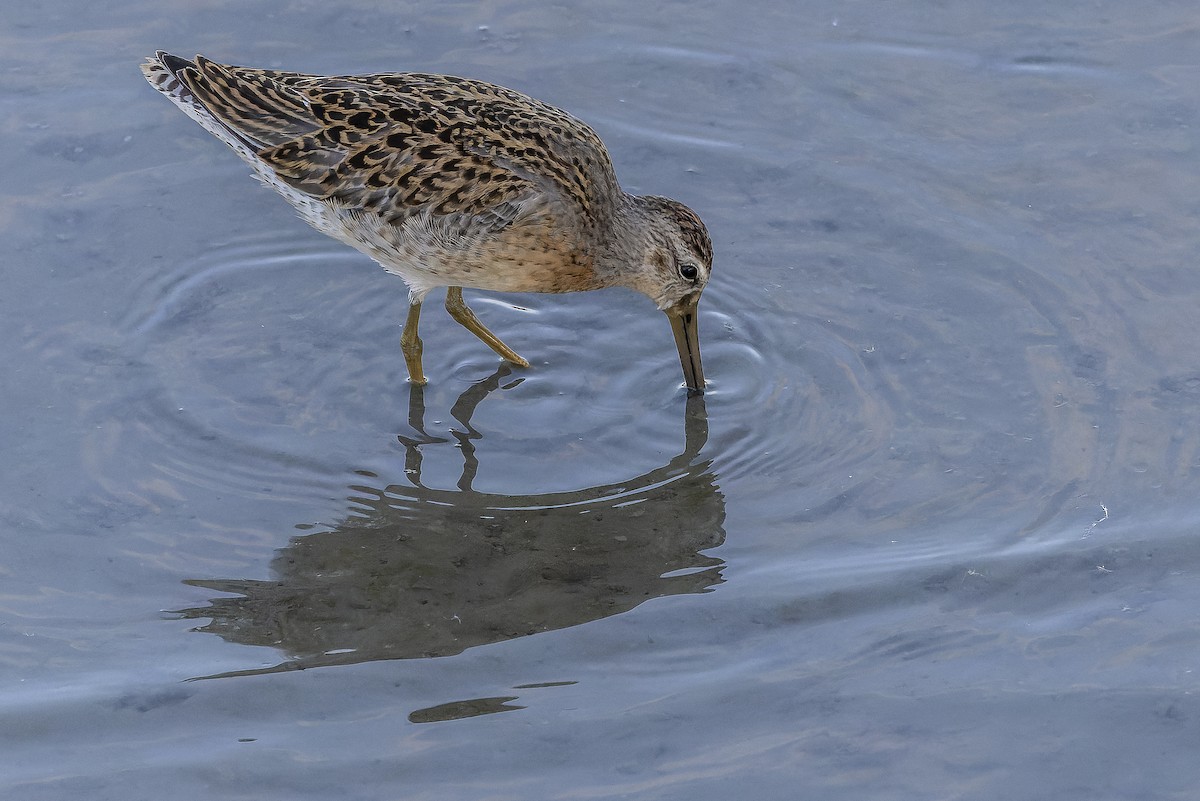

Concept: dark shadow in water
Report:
left=175, top=366, right=725, bottom=679
left=408, top=696, right=525, bottom=724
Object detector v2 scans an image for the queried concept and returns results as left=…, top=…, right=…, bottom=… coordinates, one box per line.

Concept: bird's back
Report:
left=142, top=53, right=627, bottom=296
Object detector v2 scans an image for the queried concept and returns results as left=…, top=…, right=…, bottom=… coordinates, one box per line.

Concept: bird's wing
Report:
left=171, top=56, right=620, bottom=232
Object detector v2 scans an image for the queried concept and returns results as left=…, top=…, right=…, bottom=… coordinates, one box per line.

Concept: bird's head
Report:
left=632, top=196, right=713, bottom=394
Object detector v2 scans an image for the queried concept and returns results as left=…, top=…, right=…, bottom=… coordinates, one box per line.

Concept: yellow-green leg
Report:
left=401, top=300, right=427, bottom=385
left=444, top=286, right=530, bottom=368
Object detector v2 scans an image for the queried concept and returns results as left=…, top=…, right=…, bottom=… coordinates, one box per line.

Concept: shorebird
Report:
left=142, top=52, right=712, bottom=392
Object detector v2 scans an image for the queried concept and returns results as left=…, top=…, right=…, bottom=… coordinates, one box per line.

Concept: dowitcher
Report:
left=142, top=52, right=711, bottom=392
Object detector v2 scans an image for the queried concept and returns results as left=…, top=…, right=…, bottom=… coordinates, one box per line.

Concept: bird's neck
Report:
left=590, top=192, right=662, bottom=292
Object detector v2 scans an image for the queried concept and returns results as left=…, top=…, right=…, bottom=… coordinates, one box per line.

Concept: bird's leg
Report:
left=401, top=299, right=427, bottom=385
left=444, top=286, right=530, bottom=368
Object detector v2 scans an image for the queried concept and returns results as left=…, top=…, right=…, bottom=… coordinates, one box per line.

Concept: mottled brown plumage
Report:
left=142, top=52, right=712, bottom=391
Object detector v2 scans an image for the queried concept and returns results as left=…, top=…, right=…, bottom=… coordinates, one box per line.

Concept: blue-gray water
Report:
left=3, top=2, right=1200, bottom=799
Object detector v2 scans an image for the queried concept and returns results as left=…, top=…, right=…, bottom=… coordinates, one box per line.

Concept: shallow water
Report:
left=4, top=1, right=1200, bottom=798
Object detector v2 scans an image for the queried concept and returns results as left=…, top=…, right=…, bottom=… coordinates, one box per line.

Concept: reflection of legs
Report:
left=449, top=363, right=515, bottom=492
left=398, top=363, right=515, bottom=490
left=398, top=381, right=448, bottom=486
left=400, top=300, right=426, bottom=385
left=451, top=362, right=513, bottom=434
left=445, top=286, right=530, bottom=367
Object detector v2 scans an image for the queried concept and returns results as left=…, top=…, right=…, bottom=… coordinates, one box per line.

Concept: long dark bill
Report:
left=665, top=294, right=705, bottom=394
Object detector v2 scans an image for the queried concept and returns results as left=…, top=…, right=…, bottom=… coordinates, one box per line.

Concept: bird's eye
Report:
left=679, top=263, right=699, bottom=281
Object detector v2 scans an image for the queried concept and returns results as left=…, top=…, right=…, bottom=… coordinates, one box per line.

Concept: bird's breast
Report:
left=320, top=203, right=603, bottom=296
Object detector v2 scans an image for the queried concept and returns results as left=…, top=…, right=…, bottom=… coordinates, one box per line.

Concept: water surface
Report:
left=3, top=1, right=1200, bottom=799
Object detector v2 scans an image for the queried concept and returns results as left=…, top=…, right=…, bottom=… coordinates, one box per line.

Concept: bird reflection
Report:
left=176, top=367, right=725, bottom=679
